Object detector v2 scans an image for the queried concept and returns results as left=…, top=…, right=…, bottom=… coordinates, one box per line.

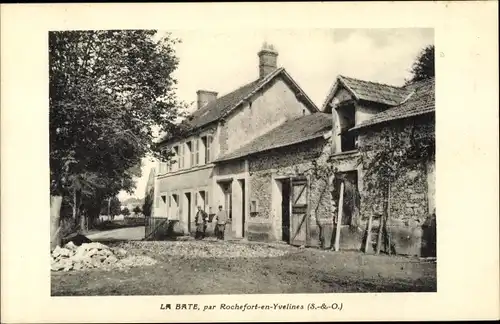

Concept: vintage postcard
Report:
left=1, top=2, right=498, bottom=323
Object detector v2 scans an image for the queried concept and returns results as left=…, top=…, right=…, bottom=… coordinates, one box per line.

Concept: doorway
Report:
left=290, top=177, right=308, bottom=246
left=238, top=179, right=246, bottom=238
left=172, top=194, right=179, bottom=220
left=219, top=181, right=232, bottom=220
left=279, top=178, right=291, bottom=243
left=184, top=192, right=192, bottom=233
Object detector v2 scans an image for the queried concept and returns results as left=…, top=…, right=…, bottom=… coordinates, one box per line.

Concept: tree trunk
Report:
left=375, top=215, right=384, bottom=255
left=334, top=181, right=344, bottom=252
left=72, top=188, right=77, bottom=220
left=386, top=183, right=393, bottom=255
left=79, top=214, right=87, bottom=233
left=50, top=195, right=63, bottom=251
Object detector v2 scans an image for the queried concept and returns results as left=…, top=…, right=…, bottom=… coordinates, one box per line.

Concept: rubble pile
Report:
left=51, top=242, right=156, bottom=272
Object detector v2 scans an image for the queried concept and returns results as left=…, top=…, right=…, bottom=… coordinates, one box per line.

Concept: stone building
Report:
left=152, top=43, right=326, bottom=240
left=214, top=112, right=333, bottom=245
left=150, top=43, right=435, bottom=256
left=321, top=76, right=435, bottom=256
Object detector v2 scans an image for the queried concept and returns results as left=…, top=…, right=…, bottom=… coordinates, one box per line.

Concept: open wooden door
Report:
left=290, top=177, right=308, bottom=246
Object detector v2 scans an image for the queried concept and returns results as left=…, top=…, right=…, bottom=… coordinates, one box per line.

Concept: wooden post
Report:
left=305, top=175, right=311, bottom=247
left=364, top=213, right=373, bottom=253
left=387, top=183, right=392, bottom=255
left=376, top=214, right=384, bottom=255
left=334, top=181, right=344, bottom=251
left=108, top=197, right=112, bottom=217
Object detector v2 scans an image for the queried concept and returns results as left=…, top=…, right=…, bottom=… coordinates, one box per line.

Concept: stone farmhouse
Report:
left=152, top=43, right=332, bottom=244
left=321, top=76, right=435, bottom=256
left=151, top=43, right=436, bottom=256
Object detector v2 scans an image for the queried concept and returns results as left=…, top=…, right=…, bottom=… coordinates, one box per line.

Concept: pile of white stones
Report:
left=51, top=241, right=156, bottom=272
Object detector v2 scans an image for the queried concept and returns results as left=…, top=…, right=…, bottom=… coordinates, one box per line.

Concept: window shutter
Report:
left=190, top=141, right=195, bottom=167
left=179, top=145, right=184, bottom=169
left=195, top=139, right=199, bottom=166
left=206, top=136, right=212, bottom=163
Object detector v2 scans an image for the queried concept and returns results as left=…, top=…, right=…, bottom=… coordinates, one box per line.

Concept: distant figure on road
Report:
left=194, top=205, right=208, bottom=240
left=215, top=205, right=227, bottom=240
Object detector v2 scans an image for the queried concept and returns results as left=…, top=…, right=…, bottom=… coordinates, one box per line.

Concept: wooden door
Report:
left=290, top=178, right=308, bottom=246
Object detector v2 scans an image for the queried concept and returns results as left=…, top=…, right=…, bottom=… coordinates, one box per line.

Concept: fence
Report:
left=144, top=217, right=181, bottom=241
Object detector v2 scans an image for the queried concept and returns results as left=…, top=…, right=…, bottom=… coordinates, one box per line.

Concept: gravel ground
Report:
left=52, top=240, right=436, bottom=295
left=117, top=240, right=296, bottom=259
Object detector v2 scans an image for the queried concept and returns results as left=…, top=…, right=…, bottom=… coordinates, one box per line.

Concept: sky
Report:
left=117, top=28, right=434, bottom=201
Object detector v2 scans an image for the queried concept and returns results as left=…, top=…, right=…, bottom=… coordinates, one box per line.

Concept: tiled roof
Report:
left=338, top=75, right=411, bottom=106
left=158, top=68, right=318, bottom=144
left=321, top=75, right=413, bottom=111
left=215, top=112, right=332, bottom=162
left=350, top=78, right=435, bottom=131
left=185, top=79, right=262, bottom=130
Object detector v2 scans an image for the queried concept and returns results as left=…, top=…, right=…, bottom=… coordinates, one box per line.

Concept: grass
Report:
left=51, top=241, right=436, bottom=296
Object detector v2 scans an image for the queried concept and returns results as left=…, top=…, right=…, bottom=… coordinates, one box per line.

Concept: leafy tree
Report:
left=99, top=196, right=122, bottom=221
left=142, top=188, right=154, bottom=217
left=49, top=30, right=186, bottom=249
left=133, top=205, right=142, bottom=215
left=406, top=45, right=435, bottom=84
left=109, top=197, right=122, bottom=217
left=122, top=208, right=130, bottom=217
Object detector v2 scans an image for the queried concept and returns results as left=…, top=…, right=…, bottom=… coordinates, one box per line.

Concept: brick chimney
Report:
left=196, top=90, right=218, bottom=110
left=258, top=42, right=278, bottom=79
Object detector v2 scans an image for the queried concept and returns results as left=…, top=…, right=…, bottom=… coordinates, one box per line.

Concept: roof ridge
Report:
left=403, top=77, right=435, bottom=89
left=338, top=75, right=405, bottom=89
left=191, top=78, right=260, bottom=117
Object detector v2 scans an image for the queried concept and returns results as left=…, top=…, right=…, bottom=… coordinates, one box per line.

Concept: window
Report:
left=250, top=200, right=259, bottom=213
left=178, top=144, right=184, bottom=169
left=172, top=146, right=179, bottom=171
left=203, top=135, right=213, bottom=163
left=163, top=149, right=170, bottom=174
left=336, top=105, right=357, bottom=152
left=184, top=141, right=193, bottom=168
left=189, top=141, right=195, bottom=167
left=194, top=139, right=200, bottom=166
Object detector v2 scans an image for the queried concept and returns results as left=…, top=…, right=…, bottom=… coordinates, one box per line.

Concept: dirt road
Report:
left=52, top=240, right=437, bottom=295
left=86, top=226, right=145, bottom=242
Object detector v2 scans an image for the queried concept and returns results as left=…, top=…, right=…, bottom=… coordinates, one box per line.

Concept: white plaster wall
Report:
left=223, top=77, right=312, bottom=155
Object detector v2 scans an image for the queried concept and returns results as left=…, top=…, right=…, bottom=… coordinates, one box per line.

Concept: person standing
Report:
left=194, top=205, right=208, bottom=240
left=215, top=205, right=227, bottom=240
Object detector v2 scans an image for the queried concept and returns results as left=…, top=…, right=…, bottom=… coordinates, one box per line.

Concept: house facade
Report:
left=321, top=76, right=436, bottom=256
left=150, top=43, right=435, bottom=256
left=152, top=44, right=323, bottom=239
left=214, top=112, right=333, bottom=245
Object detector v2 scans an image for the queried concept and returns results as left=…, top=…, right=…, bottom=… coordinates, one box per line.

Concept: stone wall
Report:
left=247, top=138, right=333, bottom=244
left=356, top=114, right=436, bottom=256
